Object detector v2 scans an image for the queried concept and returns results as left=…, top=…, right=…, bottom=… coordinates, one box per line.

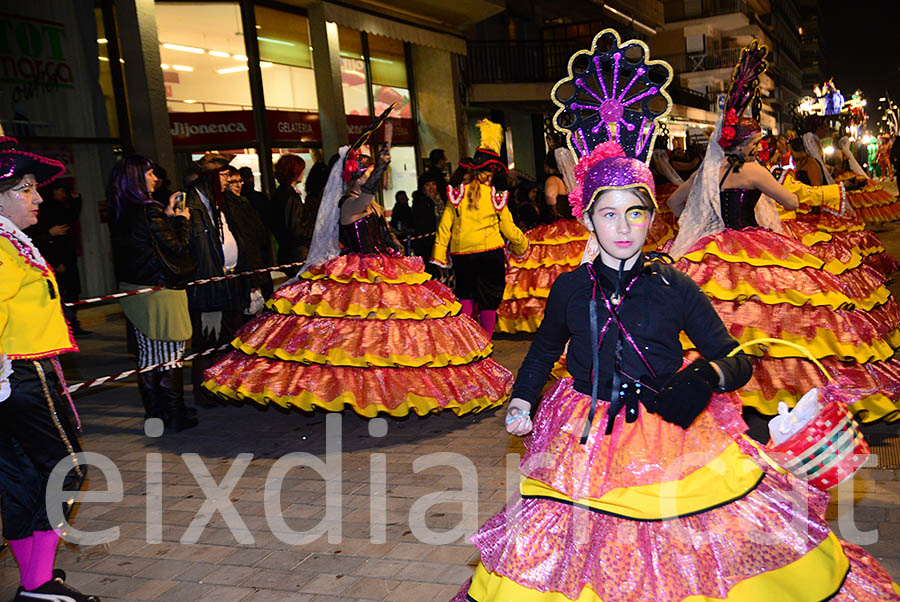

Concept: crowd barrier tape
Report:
left=67, top=343, right=233, bottom=393
left=64, top=261, right=307, bottom=308
left=65, top=232, right=438, bottom=309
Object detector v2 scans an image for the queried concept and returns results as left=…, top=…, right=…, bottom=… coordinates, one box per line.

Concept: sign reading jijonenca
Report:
left=169, top=110, right=415, bottom=147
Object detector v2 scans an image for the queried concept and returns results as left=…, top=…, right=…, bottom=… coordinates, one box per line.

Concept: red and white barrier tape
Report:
left=67, top=343, right=233, bottom=393
left=65, top=261, right=306, bottom=308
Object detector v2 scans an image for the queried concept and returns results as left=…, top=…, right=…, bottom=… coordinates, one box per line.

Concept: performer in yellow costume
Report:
left=432, top=119, right=528, bottom=337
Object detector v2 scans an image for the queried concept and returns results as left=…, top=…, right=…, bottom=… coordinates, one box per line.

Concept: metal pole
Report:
left=240, top=0, right=275, bottom=197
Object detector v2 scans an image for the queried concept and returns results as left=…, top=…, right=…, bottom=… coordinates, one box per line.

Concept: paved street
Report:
left=2, top=206, right=900, bottom=601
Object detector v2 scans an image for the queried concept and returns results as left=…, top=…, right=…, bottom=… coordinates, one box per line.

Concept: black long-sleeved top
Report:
left=511, top=254, right=753, bottom=408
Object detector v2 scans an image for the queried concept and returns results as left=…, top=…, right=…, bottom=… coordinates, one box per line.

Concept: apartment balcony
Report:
left=463, top=39, right=709, bottom=111
left=662, top=47, right=744, bottom=74
left=663, top=0, right=749, bottom=23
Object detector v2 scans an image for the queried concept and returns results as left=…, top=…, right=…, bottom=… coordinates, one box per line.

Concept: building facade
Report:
left=1, top=0, right=491, bottom=296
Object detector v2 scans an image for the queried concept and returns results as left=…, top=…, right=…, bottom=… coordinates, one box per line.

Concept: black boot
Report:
left=137, top=371, right=165, bottom=421
left=158, top=367, right=199, bottom=432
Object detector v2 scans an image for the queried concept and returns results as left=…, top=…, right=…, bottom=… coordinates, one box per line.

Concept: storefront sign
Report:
left=170, top=111, right=255, bottom=146
left=0, top=13, right=74, bottom=89
left=170, top=110, right=415, bottom=147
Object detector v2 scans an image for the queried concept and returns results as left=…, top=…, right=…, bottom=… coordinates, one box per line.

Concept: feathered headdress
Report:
left=550, top=29, right=673, bottom=214
left=719, top=40, right=768, bottom=150
left=460, top=119, right=507, bottom=173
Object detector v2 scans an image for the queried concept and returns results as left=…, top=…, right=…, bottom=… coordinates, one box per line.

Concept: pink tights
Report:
left=8, top=530, right=59, bottom=590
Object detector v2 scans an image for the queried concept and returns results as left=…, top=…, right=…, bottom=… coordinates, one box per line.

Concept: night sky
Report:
left=819, top=0, right=899, bottom=124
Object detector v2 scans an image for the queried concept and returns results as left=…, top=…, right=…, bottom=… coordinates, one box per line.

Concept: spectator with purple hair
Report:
left=107, top=155, right=198, bottom=433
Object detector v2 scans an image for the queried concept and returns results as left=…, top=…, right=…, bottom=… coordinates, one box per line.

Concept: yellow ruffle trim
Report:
left=230, top=338, right=492, bottom=368
left=504, top=286, right=552, bottom=301
left=682, top=242, right=825, bottom=271
left=530, top=234, right=590, bottom=245
left=266, top=297, right=462, bottom=320
left=299, top=269, right=430, bottom=285
left=496, top=314, right=542, bottom=334
left=682, top=327, right=900, bottom=362
left=697, top=278, right=892, bottom=312
left=520, top=441, right=762, bottom=520
left=738, top=389, right=900, bottom=425
left=799, top=230, right=832, bottom=246
left=467, top=533, right=848, bottom=602
left=510, top=255, right=582, bottom=270
left=202, top=380, right=506, bottom=418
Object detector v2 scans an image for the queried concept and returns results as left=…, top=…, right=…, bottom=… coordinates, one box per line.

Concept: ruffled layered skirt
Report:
left=203, top=254, right=513, bottom=417
left=497, top=220, right=588, bottom=334
left=451, top=379, right=900, bottom=601
left=781, top=208, right=898, bottom=277
left=672, top=228, right=900, bottom=421
left=838, top=176, right=900, bottom=224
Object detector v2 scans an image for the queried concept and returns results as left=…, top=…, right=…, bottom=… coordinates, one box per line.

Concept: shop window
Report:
left=339, top=26, right=369, bottom=117
left=155, top=2, right=253, bottom=113
left=95, top=7, right=120, bottom=139
left=367, top=34, right=410, bottom=119
left=254, top=6, right=317, bottom=112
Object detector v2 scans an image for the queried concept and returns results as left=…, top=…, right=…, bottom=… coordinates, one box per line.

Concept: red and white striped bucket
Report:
left=729, top=337, right=870, bottom=491
left=766, top=398, right=869, bottom=491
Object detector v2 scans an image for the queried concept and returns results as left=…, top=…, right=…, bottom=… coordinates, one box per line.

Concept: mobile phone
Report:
left=174, top=191, right=185, bottom=211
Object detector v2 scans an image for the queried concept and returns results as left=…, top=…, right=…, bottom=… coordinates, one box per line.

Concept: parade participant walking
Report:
left=452, top=31, right=900, bottom=602
left=203, top=111, right=512, bottom=417
left=0, top=137, right=99, bottom=601
left=667, top=41, right=900, bottom=422
left=108, top=156, right=198, bottom=432
left=496, top=147, right=588, bottom=334
left=431, top=119, right=529, bottom=337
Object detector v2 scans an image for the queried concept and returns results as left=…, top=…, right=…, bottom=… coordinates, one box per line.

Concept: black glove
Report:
left=652, top=359, right=719, bottom=429
left=361, top=149, right=391, bottom=195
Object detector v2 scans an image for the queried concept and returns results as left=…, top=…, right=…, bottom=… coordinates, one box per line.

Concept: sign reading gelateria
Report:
left=169, top=110, right=414, bottom=147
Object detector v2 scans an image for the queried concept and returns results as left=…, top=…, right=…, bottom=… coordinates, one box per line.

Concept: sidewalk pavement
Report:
left=1, top=216, right=899, bottom=601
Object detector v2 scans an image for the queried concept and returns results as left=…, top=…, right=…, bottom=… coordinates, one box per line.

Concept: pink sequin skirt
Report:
left=450, top=380, right=900, bottom=601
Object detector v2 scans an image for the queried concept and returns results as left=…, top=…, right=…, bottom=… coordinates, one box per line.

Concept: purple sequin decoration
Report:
left=582, top=156, right=656, bottom=210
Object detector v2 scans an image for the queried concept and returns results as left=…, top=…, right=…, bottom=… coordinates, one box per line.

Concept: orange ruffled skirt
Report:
left=203, top=254, right=513, bottom=417
left=672, top=227, right=900, bottom=421
left=497, top=220, right=588, bottom=334
left=838, top=175, right=900, bottom=224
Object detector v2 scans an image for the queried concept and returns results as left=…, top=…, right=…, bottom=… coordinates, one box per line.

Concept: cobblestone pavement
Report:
left=2, top=205, right=900, bottom=601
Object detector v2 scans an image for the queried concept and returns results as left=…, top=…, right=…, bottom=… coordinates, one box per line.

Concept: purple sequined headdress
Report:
left=550, top=29, right=673, bottom=215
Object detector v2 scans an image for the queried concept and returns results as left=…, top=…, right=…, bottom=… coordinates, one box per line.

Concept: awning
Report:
left=322, top=2, right=468, bottom=55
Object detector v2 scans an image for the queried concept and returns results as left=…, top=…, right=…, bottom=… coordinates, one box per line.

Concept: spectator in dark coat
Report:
left=270, top=154, right=307, bottom=270
left=424, top=148, right=449, bottom=203
left=390, top=191, right=412, bottom=234
left=299, top=160, right=329, bottom=254
left=411, top=173, right=444, bottom=277
left=27, top=183, right=88, bottom=335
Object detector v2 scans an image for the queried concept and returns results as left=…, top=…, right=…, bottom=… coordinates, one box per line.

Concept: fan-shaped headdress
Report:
left=550, top=29, right=673, bottom=216
left=718, top=40, right=767, bottom=151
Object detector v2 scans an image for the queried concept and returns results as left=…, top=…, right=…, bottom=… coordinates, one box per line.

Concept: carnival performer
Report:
left=0, top=137, right=100, bottom=601
left=203, top=112, right=512, bottom=416
left=454, top=31, right=900, bottom=602
left=108, top=156, right=198, bottom=433
left=781, top=138, right=898, bottom=276
left=496, top=149, right=588, bottom=333
left=834, top=135, right=900, bottom=223
left=431, top=119, right=529, bottom=337
left=667, top=41, right=900, bottom=422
